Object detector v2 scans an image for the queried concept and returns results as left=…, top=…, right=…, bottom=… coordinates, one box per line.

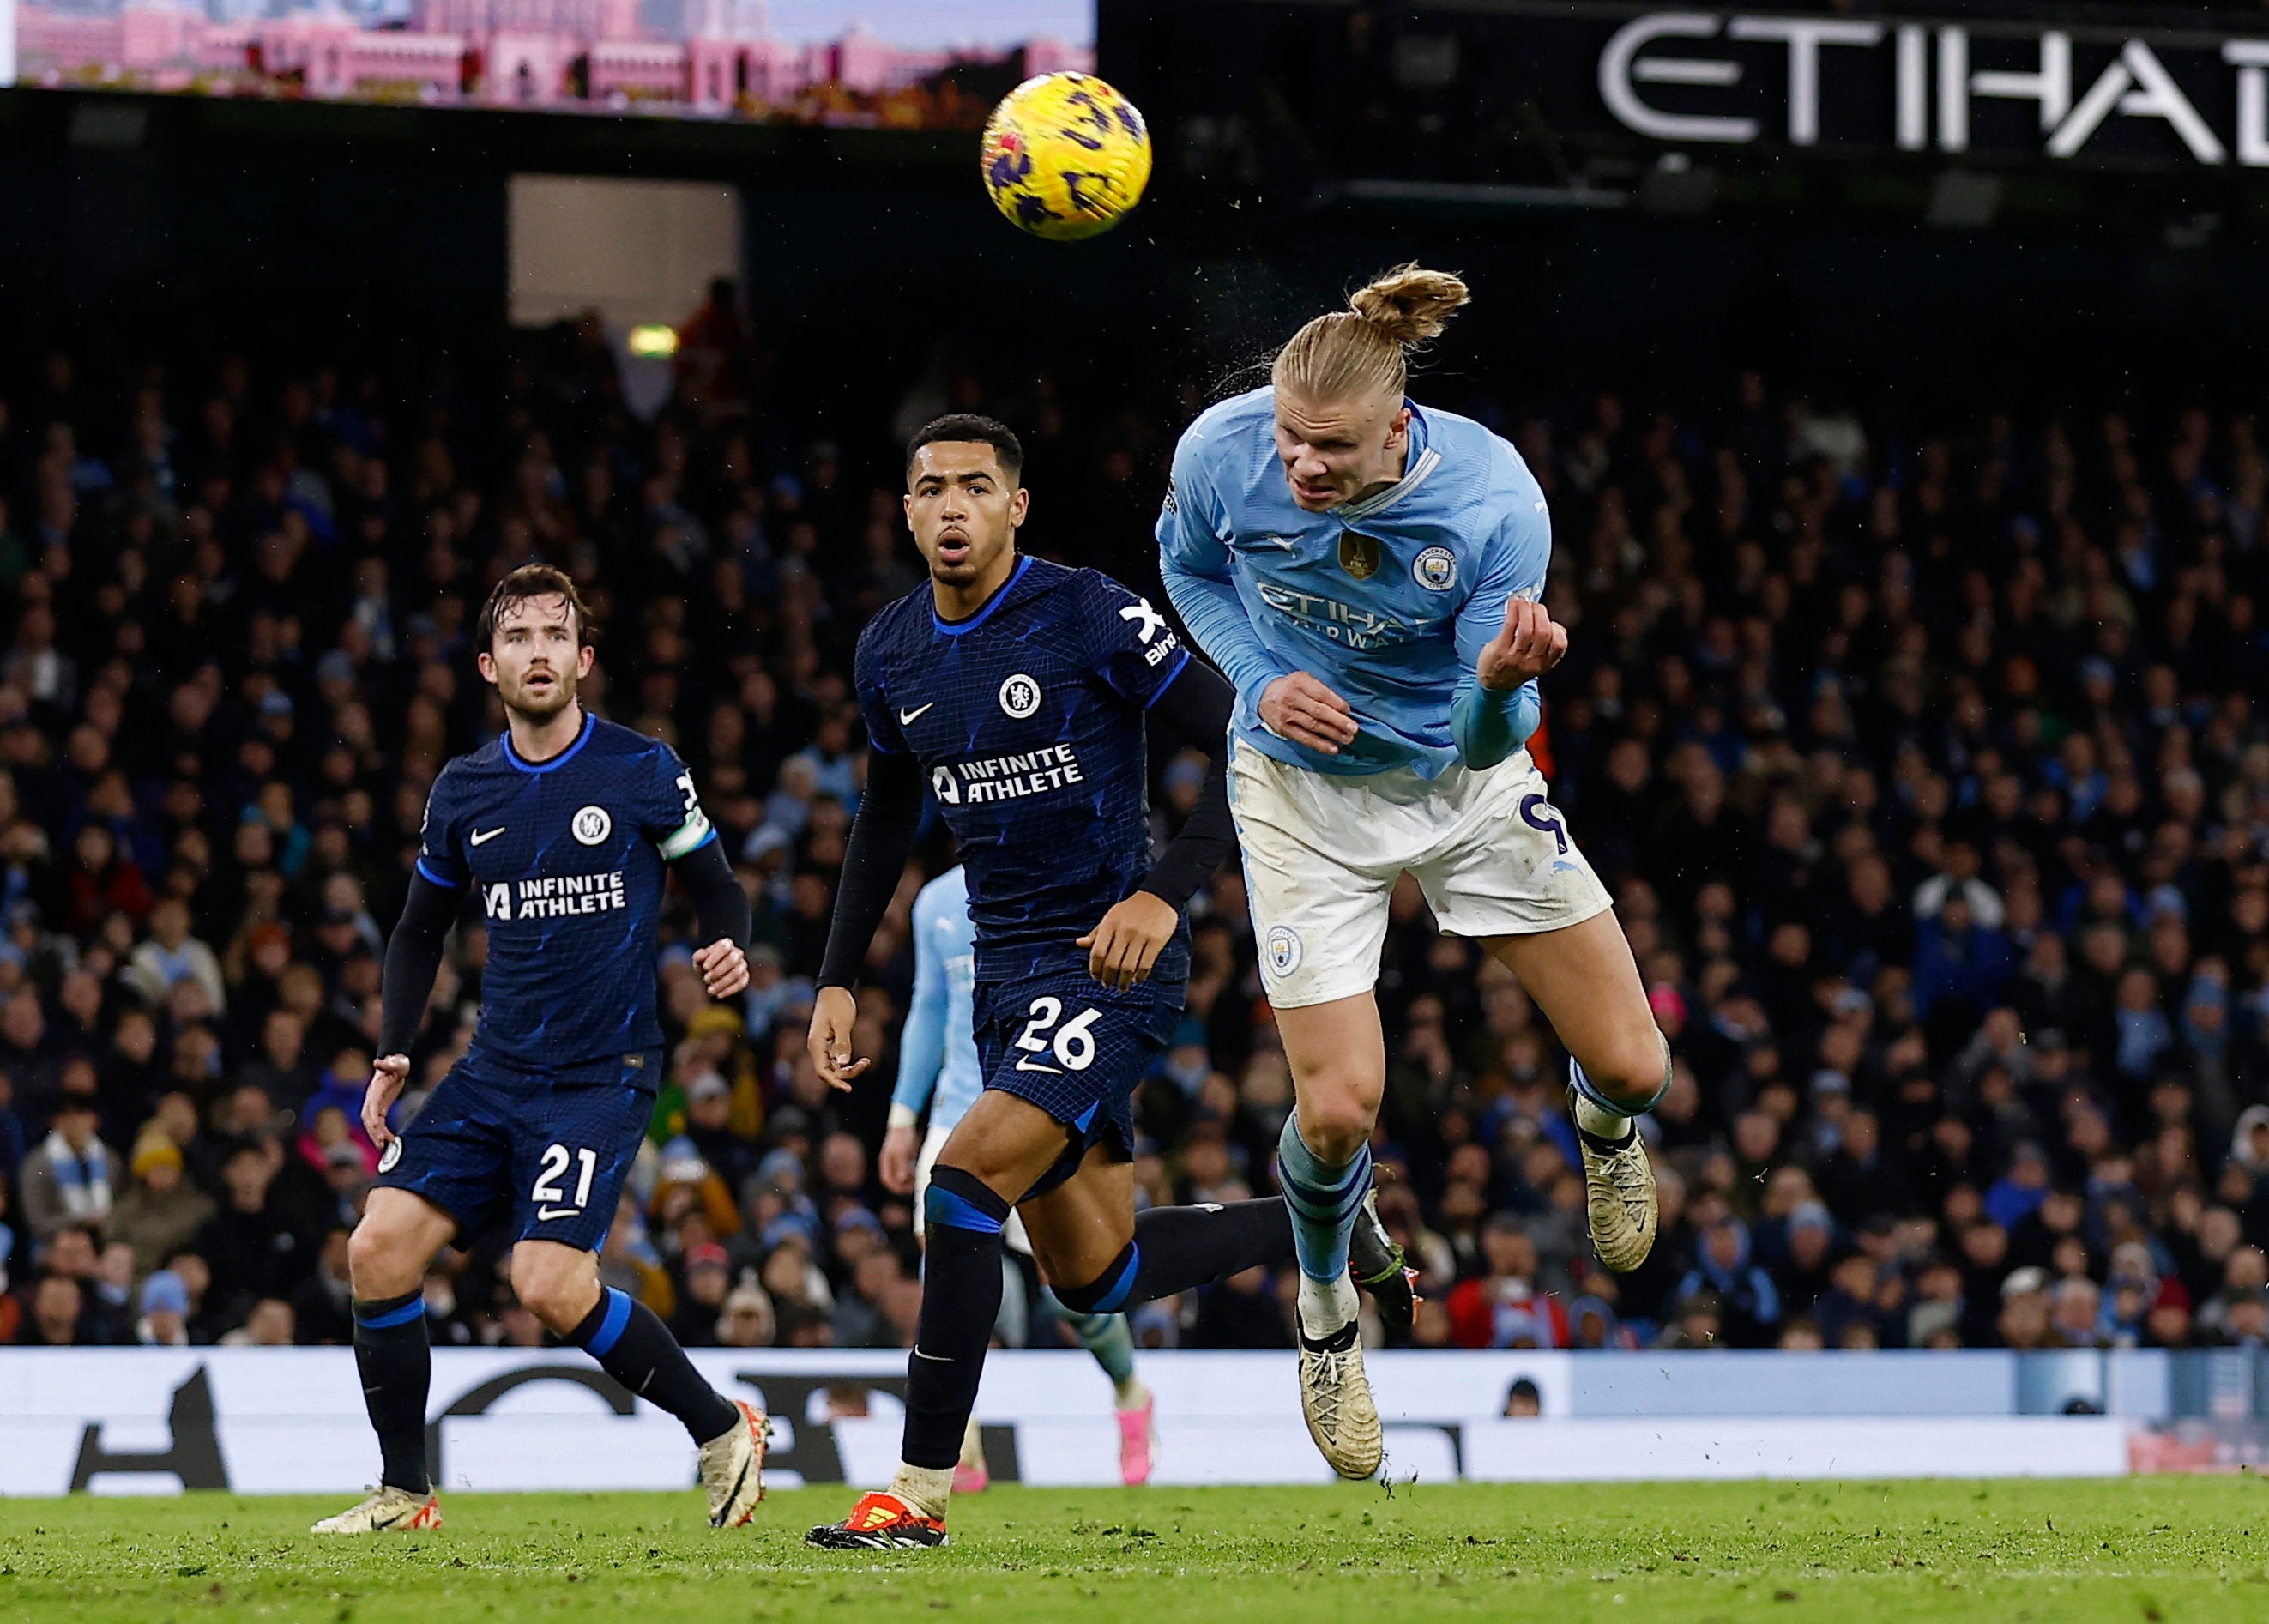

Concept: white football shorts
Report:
left=913, top=1120, right=1032, bottom=1254
left=1228, top=736, right=1613, bottom=1010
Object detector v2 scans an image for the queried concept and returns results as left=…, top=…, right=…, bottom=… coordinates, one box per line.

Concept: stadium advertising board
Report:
left=6, top=0, right=1090, bottom=128
left=1591, top=9, right=2269, bottom=167
left=0, top=1349, right=2138, bottom=1495
left=1118, top=1, right=2269, bottom=183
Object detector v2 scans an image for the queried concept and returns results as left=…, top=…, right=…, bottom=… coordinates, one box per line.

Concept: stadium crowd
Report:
left=2, top=290, right=2267, bottom=1362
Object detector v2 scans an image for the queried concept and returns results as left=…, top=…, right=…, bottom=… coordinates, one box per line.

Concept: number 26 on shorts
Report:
left=1012, top=995, right=1100, bottom=1074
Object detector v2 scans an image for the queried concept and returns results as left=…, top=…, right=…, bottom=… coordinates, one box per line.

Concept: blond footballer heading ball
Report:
left=981, top=71, right=1153, bottom=241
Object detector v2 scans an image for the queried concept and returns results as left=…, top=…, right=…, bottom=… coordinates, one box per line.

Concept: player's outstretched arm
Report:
left=666, top=836, right=752, bottom=999
left=1080, top=660, right=1240, bottom=991
left=368, top=870, right=459, bottom=1144
left=810, top=746, right=926, bottom=1090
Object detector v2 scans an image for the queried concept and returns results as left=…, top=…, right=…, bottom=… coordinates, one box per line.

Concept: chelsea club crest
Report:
left=1413, top=546, right=1457, bottom=591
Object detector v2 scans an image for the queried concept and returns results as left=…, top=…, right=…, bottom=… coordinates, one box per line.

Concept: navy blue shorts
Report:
left=974, top=967, right=1183, bottom=1198
left=374, top=1047, right=659, bottom=1252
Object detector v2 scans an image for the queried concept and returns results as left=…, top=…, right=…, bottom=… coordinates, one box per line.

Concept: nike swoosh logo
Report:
left=912, top=1348, right=951, bottom=1362
left=535, top=1206, right=581, bottom=1221
left=897, top=703, right=936, bottom=725
left=469, top=827, right=505, bottom=846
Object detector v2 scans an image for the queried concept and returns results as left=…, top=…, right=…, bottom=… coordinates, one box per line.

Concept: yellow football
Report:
left=980, top=71, right=1153, bottom=241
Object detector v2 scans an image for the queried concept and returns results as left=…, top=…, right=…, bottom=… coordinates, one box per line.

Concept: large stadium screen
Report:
left=1, top=0, right=1091, bottom=127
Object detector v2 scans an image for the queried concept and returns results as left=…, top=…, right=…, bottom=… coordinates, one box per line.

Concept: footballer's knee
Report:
left=1292, top=1085, right=1379, bottom=1165
left=509, top=1243, right=602, bottom=1333
left=349, top=1192, right=445, bottom=1300
left=1577, top=1022, right=1672, bottom=1114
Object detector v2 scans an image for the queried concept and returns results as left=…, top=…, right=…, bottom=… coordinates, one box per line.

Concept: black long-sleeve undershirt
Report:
left=817, top=747, right=926, bottom=991
left=376, top=836, right=753, bottom=1060
left=377, top=870, right=459, bottom=1060
left=816, top=656, right=1240, bottom=992
left=670, top=832, right=754, bottom=955
left=1132, top=655, right=1238, bottom=912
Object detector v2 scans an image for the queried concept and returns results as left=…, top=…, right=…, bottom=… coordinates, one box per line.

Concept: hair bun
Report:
left=1347, top=263, right=1470, bottom=348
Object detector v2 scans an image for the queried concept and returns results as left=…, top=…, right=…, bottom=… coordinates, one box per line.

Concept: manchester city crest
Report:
left=1337, top=532, right=1380, bottom=581
left=1264, top=925, right=1303, bottom=977
left=1413, top=546, right=1458, bottom=591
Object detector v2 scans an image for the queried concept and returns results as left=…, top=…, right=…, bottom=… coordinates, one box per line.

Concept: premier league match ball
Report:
left=980, top=71, right=1153, bottom=241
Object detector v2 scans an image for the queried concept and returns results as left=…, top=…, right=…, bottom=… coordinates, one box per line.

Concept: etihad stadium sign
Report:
left=1595, top=10, right=2269, bottom=166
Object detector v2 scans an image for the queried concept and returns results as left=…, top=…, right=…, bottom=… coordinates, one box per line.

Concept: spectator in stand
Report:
left=122, top=897, right=226, bottom=1014
left=291, top=1226, right=354, bottom=1345
left=1676, top=1217, right=1783, bottom=1348
left=16, top=1092, right=112, bottom=1245
left=668, top=1243, right=734, bottom=1349
left=194, top=1140, right=309, bottom=1325
left=1188, top=1265, right=1293, bottom=1349
left=221, top=1297, right=296, bottom=1347
left=108, top=1132, right=212, bottom=1277
left=1448, top=1220, right=1569, bottom=1349
left=16, top=1271, right=86, bottom=1345
left=136, top=1269, right=191, bottom=1347
left=716, top=1281, right=775, bottom=1349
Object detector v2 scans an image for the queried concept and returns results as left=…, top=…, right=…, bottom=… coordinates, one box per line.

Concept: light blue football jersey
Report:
left=1157, top=386, right=1548, bottom=780
left=891, top=866, right=982, bottom=1132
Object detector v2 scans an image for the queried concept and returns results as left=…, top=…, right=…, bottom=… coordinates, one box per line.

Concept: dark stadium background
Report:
left=6, top=0, right=2269, bottom=1365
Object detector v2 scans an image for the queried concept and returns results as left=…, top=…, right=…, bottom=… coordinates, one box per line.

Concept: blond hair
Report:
left=1272, top=263, right=1471, bottom=404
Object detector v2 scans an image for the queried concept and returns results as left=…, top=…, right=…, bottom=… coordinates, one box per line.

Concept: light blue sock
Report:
left=1053, top=1298, right=1138, bottom=1390
left=1275, top=1110, right=1371, bottom=1283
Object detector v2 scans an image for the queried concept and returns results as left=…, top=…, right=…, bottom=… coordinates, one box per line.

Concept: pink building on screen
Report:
left=15, top=0, right=1095, bottom=112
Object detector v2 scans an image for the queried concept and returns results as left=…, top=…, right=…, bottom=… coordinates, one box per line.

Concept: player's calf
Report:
left=510, top=1241, right=755, bottom=1516
left=822, top=1167, right=1012, bottom=1546
left=344, top=1190, right=456, bottom=1503
left=1271, top=1113, right=1385, bottom=1479
left=1569, top=1034, right=1671, bottom=1273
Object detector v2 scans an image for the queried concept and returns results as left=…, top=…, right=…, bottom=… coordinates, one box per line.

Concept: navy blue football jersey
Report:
left=855, top=555, right=1193, bottom=984
left=415, top=712, right=716, bottom=1072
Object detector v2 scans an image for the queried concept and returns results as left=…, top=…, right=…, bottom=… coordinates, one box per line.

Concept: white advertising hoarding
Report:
left=0, top=1349, right=2130, bottom=1497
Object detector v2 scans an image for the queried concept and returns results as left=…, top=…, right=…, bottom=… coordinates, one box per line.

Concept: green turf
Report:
left=3, top=1480, right=2268, bottom=1622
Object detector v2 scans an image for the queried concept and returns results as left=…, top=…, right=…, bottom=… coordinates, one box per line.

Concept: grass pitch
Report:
left=3, top=1479, right=2267, bottom=1623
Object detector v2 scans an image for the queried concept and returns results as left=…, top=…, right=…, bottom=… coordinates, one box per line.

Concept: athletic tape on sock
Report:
left=582, top=1288, right=634, bottom=1357
left=353, top=1293, right=425, bottom=1330
left=1057, top=1241, right=1140, bottom=1315
left=926, top=1165, right=1011, bottom=1235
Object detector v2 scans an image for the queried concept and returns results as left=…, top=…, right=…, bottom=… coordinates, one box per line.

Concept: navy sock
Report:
left=905, top=1167, right=1010, bottom=1471
left=1056, top=1199, right=1296, bottom=1313
left=1276, top=1112, right=1372, bottom=1282
left=353, top=1291, right=431, bottom=1495
left=567, top=1288, right=741, bottom=1446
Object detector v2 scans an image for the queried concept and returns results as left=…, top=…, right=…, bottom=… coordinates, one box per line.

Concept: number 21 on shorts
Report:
left=532, top=1142, right=598, bottom=1217
left=1013, top=995, right=1100, bottom=1075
